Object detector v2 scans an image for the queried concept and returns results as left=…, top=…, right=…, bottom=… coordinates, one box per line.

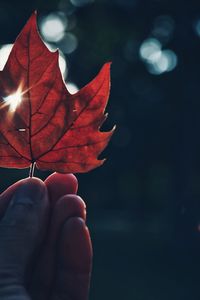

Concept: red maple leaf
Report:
left=0, top=12, right=114, bottom=174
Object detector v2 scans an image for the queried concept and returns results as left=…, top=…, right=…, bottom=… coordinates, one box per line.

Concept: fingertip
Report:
left=21, top=177, right=46, bottom=192
left=56, top=195, right=86, bottom=220
left=3, top=177, right=49, bottom=223
left=15, top=177, right=48, bottom=204
left=0, top=177, right=47, bottom=218
left=45, top=173, right=78, bottom=205
left=48, top=195, right=86, bottom=244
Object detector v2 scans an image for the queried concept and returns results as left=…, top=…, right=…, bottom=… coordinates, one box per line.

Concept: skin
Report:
left=0, top=173, right=93, bottom=300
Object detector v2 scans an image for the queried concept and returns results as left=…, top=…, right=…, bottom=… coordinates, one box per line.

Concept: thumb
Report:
left=0, top=178, right=48, bottom=291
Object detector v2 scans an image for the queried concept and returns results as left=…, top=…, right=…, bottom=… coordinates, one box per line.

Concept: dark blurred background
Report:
left=1, top=0, right=200, bottom=299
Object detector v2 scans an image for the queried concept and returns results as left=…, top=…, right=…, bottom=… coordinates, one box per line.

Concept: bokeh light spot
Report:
left=0, top=44, right=13, bottom=70
left=40, top=13, right=67, bottom=42
left=147, top=49, right=177, bottom=75
left=58, top=52, right=67, bottom=79
left=140, top=38, right=177, bottom=75
left=194, top=19, right=200, bottom=36
left=152, top=15, right=175, bottom=43
left=58, top=33, right=78, bottom=54
left=139, top=38, right=162, bottom=63
left=70, top=0, right=94, bottom=7
left=66, top=82, right=79, bottom=94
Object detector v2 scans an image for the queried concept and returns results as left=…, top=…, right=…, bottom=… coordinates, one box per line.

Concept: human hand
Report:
left=0, top=173, right=92, bottom=300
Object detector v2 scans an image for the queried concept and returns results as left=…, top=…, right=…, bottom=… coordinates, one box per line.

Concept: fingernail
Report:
left=10, top=179, right=46, bottom=207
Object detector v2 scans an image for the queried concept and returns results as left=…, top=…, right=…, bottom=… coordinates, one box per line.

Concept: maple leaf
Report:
left=0, top=12, right=114, bottom=174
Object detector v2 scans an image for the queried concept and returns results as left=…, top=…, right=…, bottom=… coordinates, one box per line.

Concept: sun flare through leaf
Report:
left=3, top=89, right=23, bottom=112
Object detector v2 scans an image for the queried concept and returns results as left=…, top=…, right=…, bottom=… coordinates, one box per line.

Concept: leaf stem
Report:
left=29, top=162, right=36, bottom=178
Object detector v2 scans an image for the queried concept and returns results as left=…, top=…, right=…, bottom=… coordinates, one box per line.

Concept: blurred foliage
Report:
left=1, top=0, right=200, bottom=299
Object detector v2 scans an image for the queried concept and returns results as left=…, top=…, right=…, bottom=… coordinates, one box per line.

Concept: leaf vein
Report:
left=36, top=75, right=106, bottom=160
left=52, top=137, right=109, bottom=151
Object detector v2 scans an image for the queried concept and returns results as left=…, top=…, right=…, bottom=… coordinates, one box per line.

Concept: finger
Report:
left=30, top=194, right=86, bottom=300
left=45, top=173, right=78, bottom=206
left=0, top=179, right=26, bottom=219
left=51, top=217, right=93, bottom=300
left=0, top=178, right=49, bottom=297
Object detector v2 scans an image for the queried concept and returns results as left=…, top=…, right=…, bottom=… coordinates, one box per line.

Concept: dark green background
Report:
left=1, top=0, right=200, bottom=299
